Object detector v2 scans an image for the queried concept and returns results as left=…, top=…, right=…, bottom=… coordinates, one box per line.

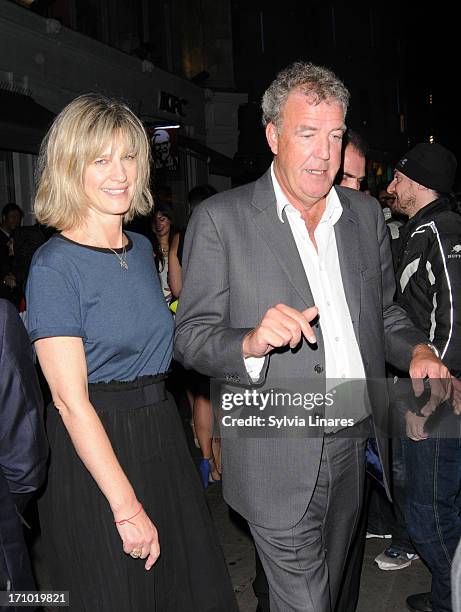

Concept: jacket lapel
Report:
left=249, top=170, right=315, bottom=308
left=334, top=187, right=361, bottom=337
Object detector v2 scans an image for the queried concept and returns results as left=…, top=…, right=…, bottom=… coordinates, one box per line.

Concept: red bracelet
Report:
left=114, top=502, right=143, bottom=526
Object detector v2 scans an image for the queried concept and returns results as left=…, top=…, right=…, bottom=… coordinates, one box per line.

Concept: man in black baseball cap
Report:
left=387, top=143, right=461, bottom=612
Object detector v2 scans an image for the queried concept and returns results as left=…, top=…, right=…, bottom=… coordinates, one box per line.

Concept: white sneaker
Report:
left=374, top=547, right=419, bottom=570
left=366, top=532, right=392, bottom=539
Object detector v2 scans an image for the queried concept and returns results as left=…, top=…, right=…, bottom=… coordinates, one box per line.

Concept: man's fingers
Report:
left=274, top=304, right=317, bottom=343
left=245, top=304, right=319, bottom=357
left=420, top=379, right=450, bottom=416
left=411, top=377, right=424, bottom=398
left=405, top=412, right=428, bottom=441
left=272, top=304, right=317, bottom=345
left=301, top=306, right=318, bottom=343
left=261, top=326, right=295, bottom=349
left=302, top=305, right=319, bottom=322
left=407, top=425, right=428, bottom=441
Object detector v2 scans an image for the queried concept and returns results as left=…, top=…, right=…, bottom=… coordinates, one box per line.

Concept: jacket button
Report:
left=314, top=364, right=324, bottom=374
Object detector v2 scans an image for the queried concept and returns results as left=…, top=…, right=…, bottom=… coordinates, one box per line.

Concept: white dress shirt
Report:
left=246, top=165, right=366, bottom=397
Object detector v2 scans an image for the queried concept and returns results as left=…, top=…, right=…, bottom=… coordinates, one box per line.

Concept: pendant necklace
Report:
left=81, top=229, right=128, bottom=270
left=107, top=244, right=128, bottom=269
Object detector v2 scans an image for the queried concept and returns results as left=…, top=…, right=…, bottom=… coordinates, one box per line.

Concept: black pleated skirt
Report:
left=39, top=376, right=238, bottom=612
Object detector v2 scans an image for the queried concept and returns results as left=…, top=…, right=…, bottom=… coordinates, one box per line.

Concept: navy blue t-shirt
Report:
left=26, top=231, right=174, bottom=383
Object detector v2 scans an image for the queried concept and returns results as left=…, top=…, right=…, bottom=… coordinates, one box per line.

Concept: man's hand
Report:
left=451, top=377, right=461, bottom=415
left=409, top=344, right=452, bottom=416
left=242, top=304, right=318, bottom=359
left=404, top=410, right=429, bottom=441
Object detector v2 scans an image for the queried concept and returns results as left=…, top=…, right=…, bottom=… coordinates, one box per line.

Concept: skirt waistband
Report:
left=88, top=373, right=167, bottom=392
left=87, top=374, right=168, bottom=410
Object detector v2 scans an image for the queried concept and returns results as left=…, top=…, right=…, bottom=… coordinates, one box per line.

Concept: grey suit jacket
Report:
left=174, top=170, right=426, bottom=529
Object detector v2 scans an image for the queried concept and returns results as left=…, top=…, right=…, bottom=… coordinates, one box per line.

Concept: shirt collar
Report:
left=271, top=162, right=342, bottom=226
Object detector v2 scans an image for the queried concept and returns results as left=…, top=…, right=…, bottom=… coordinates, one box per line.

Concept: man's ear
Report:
left=266, top=122, right=278, bottom=155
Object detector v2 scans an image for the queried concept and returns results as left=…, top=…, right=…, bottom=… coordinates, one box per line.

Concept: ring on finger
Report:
left=130, top=549, right=142, bottom=558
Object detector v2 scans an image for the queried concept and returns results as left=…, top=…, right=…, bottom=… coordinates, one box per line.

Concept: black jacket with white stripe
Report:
left=395, top=197, right=461, bottom=378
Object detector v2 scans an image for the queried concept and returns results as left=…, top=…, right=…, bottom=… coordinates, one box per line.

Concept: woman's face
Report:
left=83, top=136, right=137, bottom=220
left=154, top=212, right=171, bottom=237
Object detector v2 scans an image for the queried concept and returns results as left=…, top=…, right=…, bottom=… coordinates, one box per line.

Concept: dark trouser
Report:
left=389, top=437, right=415, bottom=554
left=367, top=476, right=393, bottom=536
left=249, top=431, right=368, bottom=612
left=402, top=431, right=461, bottom=612
left=253, top=545, right=270, bottom=612
left=335, top=475, right=371, bottom=612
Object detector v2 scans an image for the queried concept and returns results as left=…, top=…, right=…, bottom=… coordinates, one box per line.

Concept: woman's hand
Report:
left=115, top=503, right=160, bottom=570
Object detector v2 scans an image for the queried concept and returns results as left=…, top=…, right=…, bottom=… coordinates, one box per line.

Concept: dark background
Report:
left=8, top=0, right=460, bottom=187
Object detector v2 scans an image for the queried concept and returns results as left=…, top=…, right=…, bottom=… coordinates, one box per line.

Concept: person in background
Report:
left=0, top=299, right=48, bottom=603
left=377, top=187, right=403, bottom=266
left=149, top=205, right=174, bottom=302
left=387, top=143, right=461, bottom=612
left=25, top=93, right=237, bottom=611
left=373, top=181, right=420, bottom=577
left=0, top=203, right=23, bottom=305
left=337, top=129, right=367, bottom=191
left=169, top=184, right=222, bottom=487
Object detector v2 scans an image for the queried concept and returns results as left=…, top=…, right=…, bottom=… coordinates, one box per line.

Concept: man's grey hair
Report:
left=261, top=61, right=350, bottom=128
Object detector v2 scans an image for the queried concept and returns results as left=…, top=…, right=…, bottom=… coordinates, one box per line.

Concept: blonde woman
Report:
left=26, top=94, right=237, bottom=611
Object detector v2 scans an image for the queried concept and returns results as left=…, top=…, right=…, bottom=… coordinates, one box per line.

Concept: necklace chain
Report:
left=80, top=229, right=128, bottom=270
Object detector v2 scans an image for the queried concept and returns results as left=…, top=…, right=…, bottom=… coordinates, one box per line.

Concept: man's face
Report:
left=387, top=170, right=417, bottom=216
left=2, top=210, right=22, bottom=232
left=339, top=144, right=366, bottom=191
left=266, top=91, right=345, bottom=211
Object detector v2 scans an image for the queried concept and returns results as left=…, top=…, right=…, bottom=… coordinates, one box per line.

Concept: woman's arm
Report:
left=35, top=336, right=160, bottom=570
left=168, top=232, right=183, bottom=298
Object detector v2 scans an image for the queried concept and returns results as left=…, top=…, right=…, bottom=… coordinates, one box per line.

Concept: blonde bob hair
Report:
left=35, top=93, right=154, bottom=230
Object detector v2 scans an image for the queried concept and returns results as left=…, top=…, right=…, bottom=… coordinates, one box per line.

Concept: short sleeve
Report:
left=26, top=264, right=84, bottom=341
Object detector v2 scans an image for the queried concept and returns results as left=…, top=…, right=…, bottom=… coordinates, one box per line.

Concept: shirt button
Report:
left=326, top=301, right=331, bottom=306
left=335, top=336, right=339, bottom=342
left=341, top=374, right=346, bottom=379
left=314, top=364, right=324, bottom=374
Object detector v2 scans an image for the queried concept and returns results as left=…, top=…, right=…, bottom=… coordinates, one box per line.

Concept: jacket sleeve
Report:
left=174, top=203, right=267, bottom=384
left=378, top=210, right=428, bottom=371
left=0, top=301, right=48, bottom=494
left=425, top=230, right=461, bottom=376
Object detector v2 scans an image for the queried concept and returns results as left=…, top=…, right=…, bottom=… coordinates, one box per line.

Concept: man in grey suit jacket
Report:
left=174, top=62, right=453, bottom=611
